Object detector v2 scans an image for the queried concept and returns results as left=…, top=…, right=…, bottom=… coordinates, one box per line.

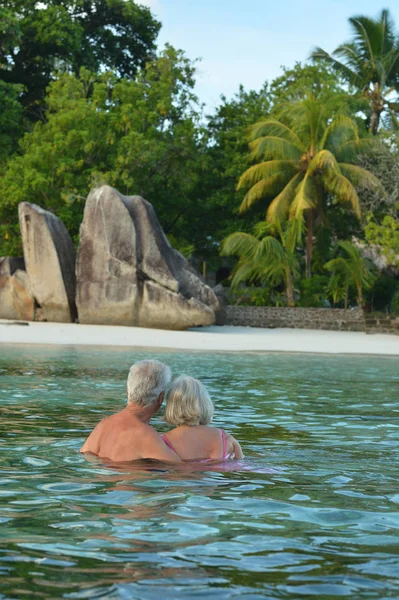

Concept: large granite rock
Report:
left=0, top=257, right=35, bottom=321
left=19, top=203, right=77, bottom=323
left=76, top=185, right=220, bottom=329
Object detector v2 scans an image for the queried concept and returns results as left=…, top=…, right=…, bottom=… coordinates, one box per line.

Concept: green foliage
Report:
left=166, top=234, right=195, bottom=260
left=239, top=103, right=380, bottom=220
left=312, top=9, right=399, bottom=134
left=391, top=290, right=399, bottom=314
left=0, top=7, right=22, bottom=59
left=201, top=84, right=271, bottom=258
left=0, top=80, right=24, bottom=164
left=0, top=3, right=398, bottom=315
left=269, top=62, right=365, bottom=120
left=298, top=275, right=330, bottom=307
left=364, top=215, right=399, bottom=267
left=366, top=274, right=399, bottom=312
left=0, top=47, right=206, bottom=255
left=324, top=240, right=377, bottom=307
left=228, top=286, right=274, bottom=307
left=221, top=220, right=302, bottom=306
left=237, top=96, right=382, bottom=276
left=0, top=0, right=160, bottom=119
left=357, top=137, right=399, bottom=216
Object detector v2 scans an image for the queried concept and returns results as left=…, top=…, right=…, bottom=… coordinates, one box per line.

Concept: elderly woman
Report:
left=162, top=375, right=244, bottom=461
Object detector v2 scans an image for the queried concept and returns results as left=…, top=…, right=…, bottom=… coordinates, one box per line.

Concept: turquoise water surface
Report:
left=0, top=345, right=398, bottom=599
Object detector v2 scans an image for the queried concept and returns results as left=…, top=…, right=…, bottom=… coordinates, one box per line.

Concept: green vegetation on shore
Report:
left=1, top=3, right=399, bottom=312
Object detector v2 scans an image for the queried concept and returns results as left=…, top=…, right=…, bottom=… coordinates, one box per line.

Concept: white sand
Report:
left=0, top=319, right=398, bottom=355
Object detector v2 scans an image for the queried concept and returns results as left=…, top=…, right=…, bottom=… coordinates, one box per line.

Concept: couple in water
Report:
left=81, top=359, right=244, bottom=463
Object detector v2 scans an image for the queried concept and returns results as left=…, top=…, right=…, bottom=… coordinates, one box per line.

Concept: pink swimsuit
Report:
left=162, top=428, right=233, bottom=461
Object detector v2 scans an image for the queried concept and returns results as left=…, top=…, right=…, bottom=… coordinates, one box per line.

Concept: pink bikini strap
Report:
left=220, top=429, right=227, bottom=458
left=162, top=434, right=177, bottom=454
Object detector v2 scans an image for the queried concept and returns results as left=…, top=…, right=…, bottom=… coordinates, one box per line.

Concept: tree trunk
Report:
left=285, top=269, right=295, bottom=307
left=370, top=82, right=383, bottom=136
left=370, top=109, right=380, bottom=136
left=356, top=283, right=363, bottom=308
left=305, top=211, right=313, bottom=279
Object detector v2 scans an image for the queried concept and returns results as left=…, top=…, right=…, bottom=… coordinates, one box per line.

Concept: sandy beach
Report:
left=0, top=319, right=398, bottom=355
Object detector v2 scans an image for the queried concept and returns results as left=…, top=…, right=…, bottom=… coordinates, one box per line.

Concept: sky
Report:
left=140, top=0, right=399, bottom=111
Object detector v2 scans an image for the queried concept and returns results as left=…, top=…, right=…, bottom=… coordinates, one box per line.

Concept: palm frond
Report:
left=323, top=172, right=361, bottom=216
left=334, top=138, right=375, bottom=162
left=249, top=119, right=306, bottom=150
left=381, top=48, right=399, bottom=81
left=338, top=163, right=385, bottom=194
left=253, top=221, right=275, bottom=238
left=348, top=16, right=377, bottom=65
left=267, top=173, right=303, bottom=222
left=283, top=216, right=305, bottom=253
left=312, top=46, right=362, bottom=86
left=308, top=149, right=340, bottom=177
left=324, top=256, right=352, bottom=276
left=220, top=232, right=259, bottom=259
left=237, top=160, right=298, bottom=190
left=249, top=136, right=303, bottom=161
left=321, top=115, right=359, bottom=152
left=263, top=261, right=289, bottom=286
left=229, top=261, right=260, bottom=289
left=278, top=97, right=327, bottom=149
left=254, top=236, right=286, bottom=264
left=379, top=9, right=396, bottom=54
left=289, top=174, right=318, bottom=217
left=333, top=43, right=366, bottom=77
left=239, top=171, right=294, bottom=213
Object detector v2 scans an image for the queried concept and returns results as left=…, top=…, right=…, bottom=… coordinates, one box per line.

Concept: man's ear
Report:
left=158, top=391, right=165, bottom=407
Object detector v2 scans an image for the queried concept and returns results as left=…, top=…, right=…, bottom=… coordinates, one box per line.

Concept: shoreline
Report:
left=0, top=320, right=398, bottom=356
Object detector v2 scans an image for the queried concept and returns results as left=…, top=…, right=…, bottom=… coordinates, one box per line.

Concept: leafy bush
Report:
left=297, top=275, right=330, bottom=307
left=365, top=274, right=399, bottom=312
left=228, top=286, right=276, bottom=307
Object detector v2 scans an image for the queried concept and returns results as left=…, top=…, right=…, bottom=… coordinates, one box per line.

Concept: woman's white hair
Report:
left=127, top=360, right=172, bottom=408
left=165, top=375, right=214, bottom=427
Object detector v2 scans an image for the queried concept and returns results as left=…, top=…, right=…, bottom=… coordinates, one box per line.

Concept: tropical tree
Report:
left=312, top=9, right=399, bottom=135
left=0, top=0, right=160, bottom=120
left=201, top=84, right=271, bottom=259
left=270, top=62, right=350, bottom=108
left=220, top=219, right=302, bottom=307
left=324, top=241, right=376, bottom=307
left=237, top=97, right=383, bottom=278
left=0, top=47, right=206, bottom=255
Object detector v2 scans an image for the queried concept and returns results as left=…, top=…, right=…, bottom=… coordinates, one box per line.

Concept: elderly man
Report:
left=80, top=359, right=181, bottom=463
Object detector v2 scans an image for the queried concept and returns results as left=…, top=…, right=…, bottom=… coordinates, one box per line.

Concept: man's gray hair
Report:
left=127, top=360, right=172, bottom=407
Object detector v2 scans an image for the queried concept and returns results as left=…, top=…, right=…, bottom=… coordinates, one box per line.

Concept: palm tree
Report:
left=324, top=240, right=376, bottom=308
left=312, top=9, right=399, bottom=135
left=237, top=97, right=383, bottom=278
left=220, top=219, right=302, bottom=307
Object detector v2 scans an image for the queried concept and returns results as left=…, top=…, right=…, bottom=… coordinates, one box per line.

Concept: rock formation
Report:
left=76, top=185, right=220, bottom=329
left=0, top=257, right=35, bottom=321
left=354, top=239, right=399, bottom=278
left=19, top=203, right=77, bottom=323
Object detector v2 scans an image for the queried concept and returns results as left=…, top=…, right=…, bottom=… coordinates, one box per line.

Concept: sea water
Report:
left=0, top=345, right=398, bottom=599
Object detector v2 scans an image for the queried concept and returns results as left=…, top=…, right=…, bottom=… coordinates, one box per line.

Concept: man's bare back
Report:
left=80, top=407, right=180, bottom=462
left=80, top=360, right=181, bottom=464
